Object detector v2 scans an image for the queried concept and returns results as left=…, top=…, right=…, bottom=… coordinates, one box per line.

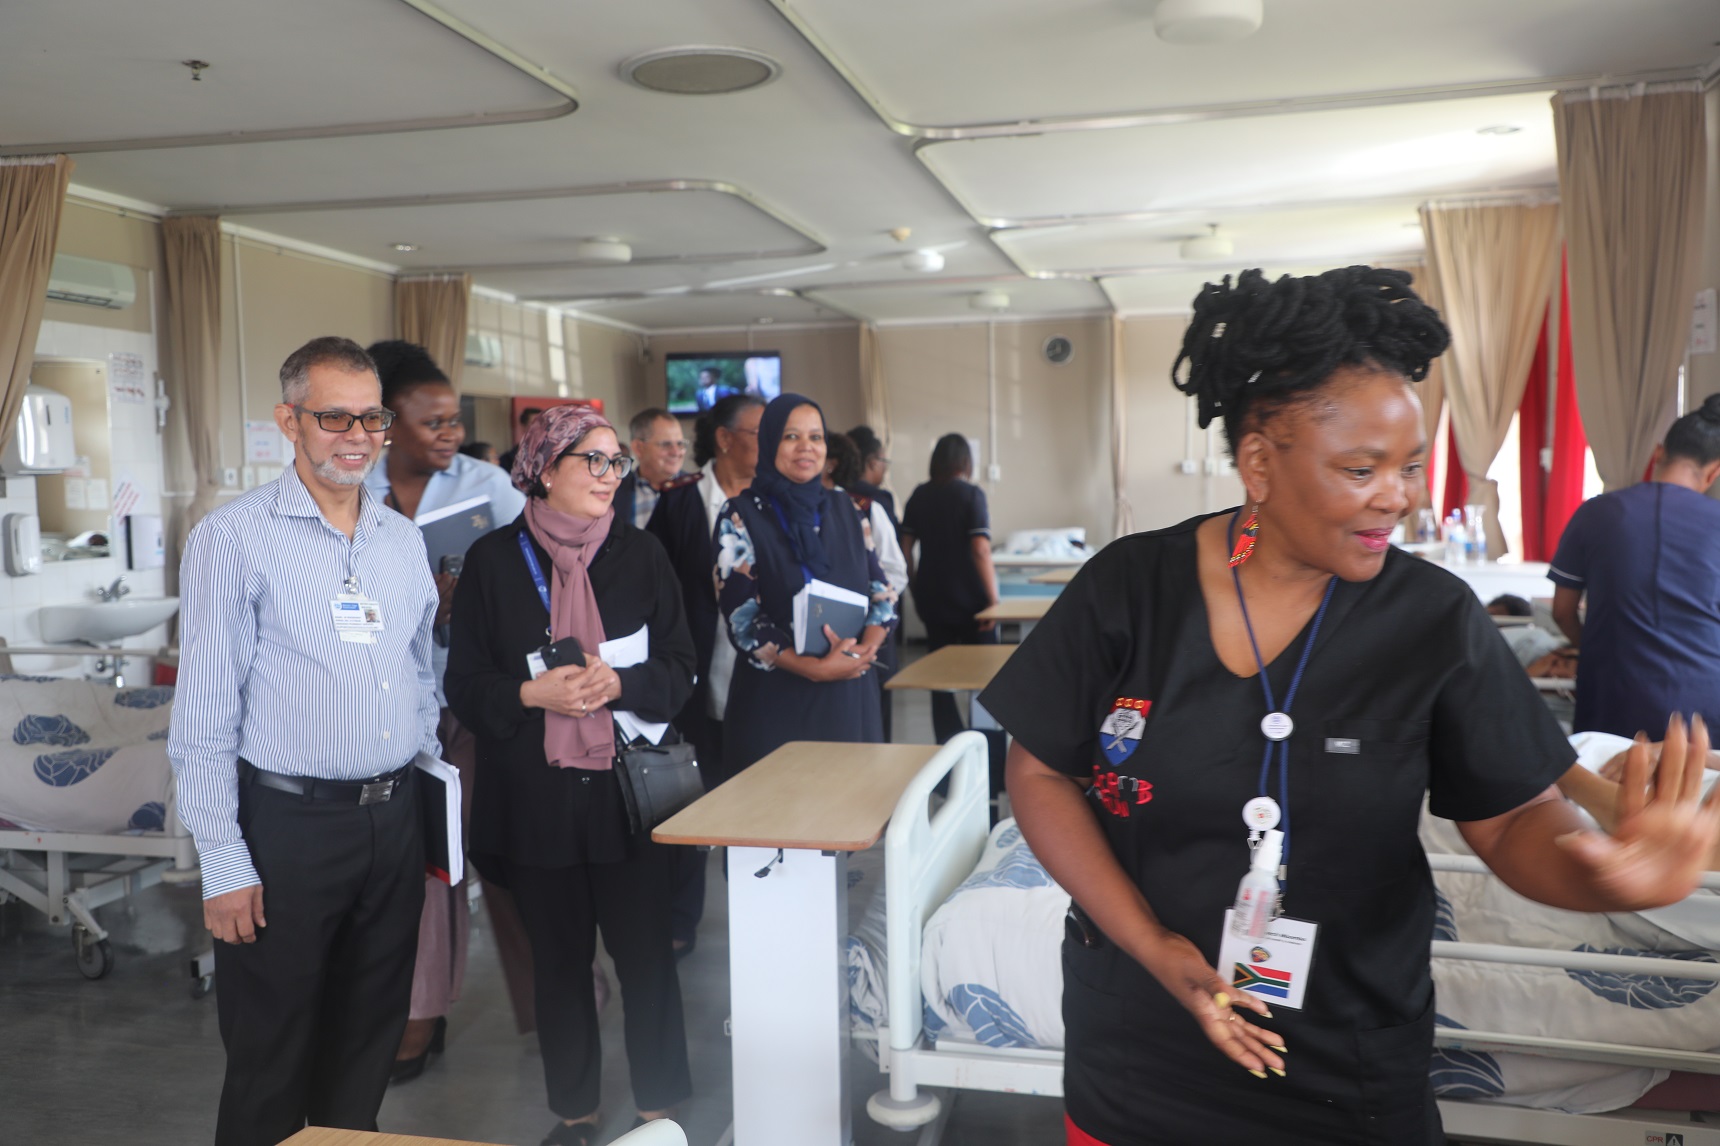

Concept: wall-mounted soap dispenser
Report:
left=4, top=512, right=42, bottom=575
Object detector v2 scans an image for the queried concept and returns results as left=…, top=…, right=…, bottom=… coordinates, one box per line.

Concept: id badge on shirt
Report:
left=1217, top=910, right=1318, bottom=1011
left=330, top=593, right=385, bottom=645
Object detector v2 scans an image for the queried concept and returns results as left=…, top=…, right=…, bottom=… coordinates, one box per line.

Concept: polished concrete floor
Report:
left=0, top=674, right=1068, bottom=1146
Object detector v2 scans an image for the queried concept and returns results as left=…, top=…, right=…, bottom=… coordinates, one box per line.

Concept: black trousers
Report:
left=924, top=621, right=1007, bottom=800
left=506, top=850, right=692, bottom=1119
left=213, top=774, right=425, bottom=1146
left=668, top=718, right=722, bottom=946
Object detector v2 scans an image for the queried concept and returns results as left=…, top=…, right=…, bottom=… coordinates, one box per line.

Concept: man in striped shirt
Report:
left=168, top=336, right=440, bottom=1146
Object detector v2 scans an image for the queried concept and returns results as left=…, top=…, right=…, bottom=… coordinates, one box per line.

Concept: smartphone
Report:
left=526, top=635, right=586, bottom=679
left=439, top=554, right=464, bottom=576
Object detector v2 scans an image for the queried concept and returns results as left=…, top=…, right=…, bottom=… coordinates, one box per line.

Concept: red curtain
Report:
left=1441, top=426, right=1468, bottom=518
left=1518, top=315, right=1552, bottom=560
left=1515, top=253, right=1590, bottom=560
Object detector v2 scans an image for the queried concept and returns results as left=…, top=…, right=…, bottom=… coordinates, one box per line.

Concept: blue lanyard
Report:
left=517, top=531, right=553, bottom=636
left=1229, top=510, right=1338, bottom=880
left=765, top=496, right=820, bottom=586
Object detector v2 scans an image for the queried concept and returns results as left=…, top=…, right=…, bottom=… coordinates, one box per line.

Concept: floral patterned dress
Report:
left=713, top=485, right=898, bottom=772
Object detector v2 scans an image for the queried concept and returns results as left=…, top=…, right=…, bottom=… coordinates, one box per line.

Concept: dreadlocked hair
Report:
left=1171, top=266, right=1450, bottom=457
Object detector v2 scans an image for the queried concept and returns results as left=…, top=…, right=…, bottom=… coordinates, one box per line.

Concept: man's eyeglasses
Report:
left=563, top=451, right=636, bottom=479
left=646, top=439, right=688, bottom=452
left=296, top=406, right=395, bottom=433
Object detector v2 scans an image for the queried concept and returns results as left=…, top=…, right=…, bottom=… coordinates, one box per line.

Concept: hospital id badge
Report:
left=1217, top=910, right=1318, bottom=1011
left=330, top=593, right=385, bottom=645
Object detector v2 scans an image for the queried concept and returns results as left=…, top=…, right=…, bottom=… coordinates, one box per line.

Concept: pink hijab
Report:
left=515, top=406, right=617, bottom=771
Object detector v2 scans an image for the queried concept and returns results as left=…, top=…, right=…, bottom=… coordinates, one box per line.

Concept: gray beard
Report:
left=312, top=452, right=377, bottom=487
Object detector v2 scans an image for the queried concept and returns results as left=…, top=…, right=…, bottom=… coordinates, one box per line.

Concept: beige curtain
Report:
left=0, top=156, right=75, bottom=448
left=857, top=321, right=892, bottom=477
left=1109, top=315, right=1134, bottom=539
left=1420, top=202, right=1562, bottom=557
left=396, top=274, right=471, bottom=387
left=1554, top=84, right=1708, bottom=490
left=162, top=214, right=224, bottom=533
left=1381, top=262, right=1445, bottom=511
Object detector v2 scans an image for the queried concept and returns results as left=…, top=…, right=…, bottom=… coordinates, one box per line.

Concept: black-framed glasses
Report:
left=296, top=406, right=395, bottom=433
left=563, top=451, right=636, bottom=479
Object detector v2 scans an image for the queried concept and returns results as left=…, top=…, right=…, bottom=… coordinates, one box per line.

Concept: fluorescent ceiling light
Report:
left=577, top=238, right=632, bottom=264
left=904, top=249, right=945, bottom=273
left=971, top=290, right=1011, bottom=312
left=703, top=262, right=837, bottom=289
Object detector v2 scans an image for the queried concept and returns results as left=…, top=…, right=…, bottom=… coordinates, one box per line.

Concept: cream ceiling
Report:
left=2, top=0, right=1716, bottom=329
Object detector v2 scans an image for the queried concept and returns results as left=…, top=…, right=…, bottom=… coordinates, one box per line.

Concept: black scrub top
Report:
left=979, top=511, right=1573, bottom=1146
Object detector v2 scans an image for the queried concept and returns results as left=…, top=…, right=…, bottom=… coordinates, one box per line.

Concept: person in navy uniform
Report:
left=982, top=267, right=1720, bottom=1146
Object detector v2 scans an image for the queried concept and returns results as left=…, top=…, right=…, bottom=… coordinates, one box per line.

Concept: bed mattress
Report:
left=0, top=676, right=175, bottom=835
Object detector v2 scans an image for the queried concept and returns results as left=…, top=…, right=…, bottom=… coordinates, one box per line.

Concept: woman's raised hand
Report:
left=1138, top=931, right=1287, bottom=1080
left=1559, top=714, right=1720, bottom=909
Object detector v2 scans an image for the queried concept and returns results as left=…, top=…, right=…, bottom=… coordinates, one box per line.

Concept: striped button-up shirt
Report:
left=168, top=463, right=440, bottom=898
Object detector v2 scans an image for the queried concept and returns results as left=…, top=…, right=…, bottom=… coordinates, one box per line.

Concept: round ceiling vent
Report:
left=1044, top=336, right=1075, bottom=366
left=623, top=47, right=782, bottom=95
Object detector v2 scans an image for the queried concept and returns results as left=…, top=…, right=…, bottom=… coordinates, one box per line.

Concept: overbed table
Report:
left=654, top=741, right=943, bottom=1146
left=884, top=644, right=1016, bottom=695
left=974, top=596, right=1053, bottom=640
left=1027, top=566, right=1079, bottom=584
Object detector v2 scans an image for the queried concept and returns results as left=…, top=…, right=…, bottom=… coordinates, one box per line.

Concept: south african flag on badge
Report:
left=1233, top=961, right=1293, bottom=1000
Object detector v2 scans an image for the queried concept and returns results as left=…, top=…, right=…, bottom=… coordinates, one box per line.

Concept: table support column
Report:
left=728, top=845, right=850, bottom=1146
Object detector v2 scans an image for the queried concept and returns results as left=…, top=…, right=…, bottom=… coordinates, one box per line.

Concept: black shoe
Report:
left=539, top=1120, right=597, bottom=1146
left=388, top=1017, right=447, bottom=1086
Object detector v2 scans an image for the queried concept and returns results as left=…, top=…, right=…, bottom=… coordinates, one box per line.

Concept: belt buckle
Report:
left=359, top=778, right=395, bottom=806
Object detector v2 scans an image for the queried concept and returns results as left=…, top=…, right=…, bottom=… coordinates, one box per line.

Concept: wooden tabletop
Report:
left=283, top=1131, right=507, bottom=1146
left=885, top=644, right=1015, bottom=692
left=976, top=596, right=1054, bottom=622
left=652, top=741, right=940, bottom=851
left=1028, top=567, right=1079, bottom=584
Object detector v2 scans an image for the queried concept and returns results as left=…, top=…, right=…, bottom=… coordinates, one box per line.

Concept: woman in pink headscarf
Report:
left=445, top=404, right=696, bottom=1146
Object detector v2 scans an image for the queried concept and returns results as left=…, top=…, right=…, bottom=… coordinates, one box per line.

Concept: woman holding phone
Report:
left=715, top=393, right=899, bottom=774
left=445, top=405, right=695, bottom=1146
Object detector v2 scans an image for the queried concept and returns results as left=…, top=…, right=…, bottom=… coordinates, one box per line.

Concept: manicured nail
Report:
left=1269, top=1067, right=1286, bottom=1077
left=1270, top=1044, right=1287, bottom=1053
left=1247, top=1068, right=1267, bottom=1079
left=1213, top=992, right=1230, bottom=1009
left=1259, top=1007, right=1273, bottom=1019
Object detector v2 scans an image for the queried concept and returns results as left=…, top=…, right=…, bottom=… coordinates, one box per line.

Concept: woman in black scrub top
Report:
left=979, top=266, right=1720, bottom=1146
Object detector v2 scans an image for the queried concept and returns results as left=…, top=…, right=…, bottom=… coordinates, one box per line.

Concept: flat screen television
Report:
left=665, top=351, right=781, bottom=415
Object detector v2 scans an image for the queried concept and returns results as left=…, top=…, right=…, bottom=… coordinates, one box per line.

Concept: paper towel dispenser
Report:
left=1, top=384, right=77, bottom=476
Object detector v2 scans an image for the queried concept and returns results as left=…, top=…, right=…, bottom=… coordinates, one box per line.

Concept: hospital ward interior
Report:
left=3, top=1, right=1720, bottom=1145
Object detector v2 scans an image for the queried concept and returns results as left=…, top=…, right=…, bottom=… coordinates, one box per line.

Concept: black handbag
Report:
left=614, top=732, right=704, bottom=835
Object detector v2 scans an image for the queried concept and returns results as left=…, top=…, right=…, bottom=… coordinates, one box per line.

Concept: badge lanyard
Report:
left=1229, top=509, right=1338, bottom=895
left=765, top=496, right=820, bottom=586
left=517, top=531, right=554, bottom=638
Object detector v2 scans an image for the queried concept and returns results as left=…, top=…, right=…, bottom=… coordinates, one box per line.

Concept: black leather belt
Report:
left=239, top=759, right=411, bottom=806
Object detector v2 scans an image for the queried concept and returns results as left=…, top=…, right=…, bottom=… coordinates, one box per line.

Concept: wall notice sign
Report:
left=108, top=352, right=149, bottom=404
left=1692, top=288, right=1717, bottom=356
left=245, top=420, right=285, bottom=464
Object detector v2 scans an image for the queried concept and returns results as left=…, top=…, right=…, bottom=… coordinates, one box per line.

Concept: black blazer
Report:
left=646, top=482, right=719, bottom=684
left=446, top=512, right=694, bottom=875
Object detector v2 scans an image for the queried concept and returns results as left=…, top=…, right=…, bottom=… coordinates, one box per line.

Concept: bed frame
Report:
left=0, top=778, right=201, bottom=985
left=864, top=760, right=1720, bottom=1146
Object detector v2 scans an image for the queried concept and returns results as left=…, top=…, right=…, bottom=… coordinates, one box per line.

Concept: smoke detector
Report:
left=1180, top=224, right=1233, bottom=261
left=970, top=290, right=1011, bottom=312
left=1154, top=0, right=1264, bottom=45
left=577, top=238, right=633, bottom=264
left=623, top=47, right=782, bottom=95
left=904, top=249, right=945, bottom=273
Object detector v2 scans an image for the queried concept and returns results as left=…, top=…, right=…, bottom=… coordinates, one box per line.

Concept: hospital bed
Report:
left=850, top=734, right=1720, bottom=1146
left=0, top=672, right=202, bottom=985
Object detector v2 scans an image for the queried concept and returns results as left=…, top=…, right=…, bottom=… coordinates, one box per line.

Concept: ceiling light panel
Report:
left=807, top=278, right=1108, bottom=324
left=922, top=91, right=1558, bottom=223
left=231, top=188, right=810, bottom=271
left=773, top=0, right=1720, bottom=126
left=0, top=0, right=561, bottom=151
left=993, top=200, right=1426, bottom=275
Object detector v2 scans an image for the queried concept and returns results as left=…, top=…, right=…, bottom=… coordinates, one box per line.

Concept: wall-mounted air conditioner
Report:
left=46, top=254, right=137, bottom=310
left=465, top=332, right=502, bottom=369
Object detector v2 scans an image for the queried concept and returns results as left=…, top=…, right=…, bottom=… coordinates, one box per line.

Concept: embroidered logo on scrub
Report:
left=1099, top=697, right=1151, bottom=765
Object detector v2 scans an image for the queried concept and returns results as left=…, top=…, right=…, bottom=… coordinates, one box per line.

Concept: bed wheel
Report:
left=71, top=925, right=113, bottom=981
left=867, top=1089, right=941, bottom=1130
left=191, top=973, right=215, bottom=1000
